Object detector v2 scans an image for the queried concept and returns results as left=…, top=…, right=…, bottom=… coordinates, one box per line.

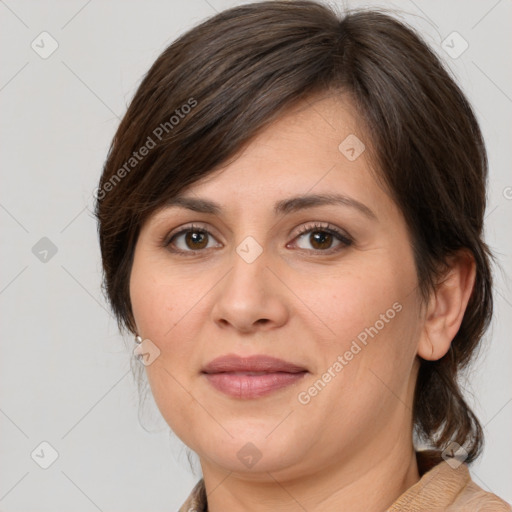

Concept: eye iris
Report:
left=310, top=231, right=332, bottom=250
left=179, top=228, right=339, bottom=251
left=186, top=231, right=208, bottom=249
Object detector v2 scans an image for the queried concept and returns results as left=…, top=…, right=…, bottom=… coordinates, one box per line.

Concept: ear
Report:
left=417, top=249, right=476, bottom=361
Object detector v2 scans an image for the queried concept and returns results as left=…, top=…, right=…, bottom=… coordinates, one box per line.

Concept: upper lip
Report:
left=202, top=354, right=307, bottom=374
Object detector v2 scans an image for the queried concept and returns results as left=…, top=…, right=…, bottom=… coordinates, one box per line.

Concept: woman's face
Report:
left=130, top=94, right=424, bottom=480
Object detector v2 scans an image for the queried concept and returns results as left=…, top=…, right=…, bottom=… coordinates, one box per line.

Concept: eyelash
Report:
left=163, top=222, right=353, bottom=255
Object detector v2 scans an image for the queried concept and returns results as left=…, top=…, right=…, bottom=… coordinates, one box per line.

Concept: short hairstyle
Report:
left=95, top=0, right=494, bottom=462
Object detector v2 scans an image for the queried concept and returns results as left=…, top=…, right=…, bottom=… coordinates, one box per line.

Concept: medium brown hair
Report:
left=95, top=0, right=494, bottom=462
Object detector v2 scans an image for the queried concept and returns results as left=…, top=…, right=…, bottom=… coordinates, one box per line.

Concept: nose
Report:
left=210, top=247, right=290, bottom=334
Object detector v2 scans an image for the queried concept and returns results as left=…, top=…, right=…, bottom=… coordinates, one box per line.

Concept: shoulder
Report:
left=387, top=450, right=511, bottom=511
left=448, top=478, right=511, bottom=511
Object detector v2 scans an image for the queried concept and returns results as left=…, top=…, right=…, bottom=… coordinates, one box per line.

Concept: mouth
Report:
left=201, top=354, right=308, bottom=399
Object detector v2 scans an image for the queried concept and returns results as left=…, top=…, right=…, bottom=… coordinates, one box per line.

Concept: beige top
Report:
left=178, top=451, right=511, bottom=511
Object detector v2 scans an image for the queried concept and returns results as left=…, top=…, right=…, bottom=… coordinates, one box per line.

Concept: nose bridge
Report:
left=235, top=233, right=266, bottom=266
left=226, top=236, right=269, bottom=300
left=211, top=236, right=288, bottom=331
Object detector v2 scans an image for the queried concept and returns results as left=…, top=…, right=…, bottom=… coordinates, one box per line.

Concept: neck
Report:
left=201, top=441, right=420, bottom=512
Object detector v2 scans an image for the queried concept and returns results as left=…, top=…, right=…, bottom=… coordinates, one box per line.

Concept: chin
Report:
left=195, top=432, right=308, bottom=477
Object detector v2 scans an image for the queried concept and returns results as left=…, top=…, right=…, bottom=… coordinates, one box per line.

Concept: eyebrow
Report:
left=165, top=193, right=377, bottom=220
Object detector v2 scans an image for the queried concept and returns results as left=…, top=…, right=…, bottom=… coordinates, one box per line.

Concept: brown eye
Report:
left=167, top=227, right=221, bottom=253
left=184, top=230, right=209, bottom=250
left=292, top=223, right=352, bottom=253
left=308, top=231, right=334, bottom=250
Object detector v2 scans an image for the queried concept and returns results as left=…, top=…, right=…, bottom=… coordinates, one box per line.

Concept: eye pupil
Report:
left=311, top=231, right=332, bottom=249
left=186, top=231, right=208, bottom=249
left=169, top=225, right=348, bottom=254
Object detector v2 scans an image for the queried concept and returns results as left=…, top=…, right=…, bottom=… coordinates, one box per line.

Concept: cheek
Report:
left=130, top=252, right=187, bottom=341
left=339, top=287, right=421, bottom=424
left=294, top=258, right=414, bottom=352
left=297, top=251, right=419, bottom=407
left=302, top=299, right=419, bottom=440
left=129, top=248, right=210, bottom=370
left=130, top=254, right=205, bottom=437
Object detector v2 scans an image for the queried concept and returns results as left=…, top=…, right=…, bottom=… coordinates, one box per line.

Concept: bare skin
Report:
left=130, top=93, right=476, bottom=511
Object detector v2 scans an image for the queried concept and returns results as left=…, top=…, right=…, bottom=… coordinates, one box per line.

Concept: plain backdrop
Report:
left=0, top=0, right=511, bottom=510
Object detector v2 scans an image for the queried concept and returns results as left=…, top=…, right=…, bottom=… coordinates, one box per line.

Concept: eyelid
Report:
left=162, top=222, right=219, bottom=247
left=291, top=221, right=352, bottom=242
left=162, top=221, right=353, bottom=254
left=288, top=221, right=353, bottom=251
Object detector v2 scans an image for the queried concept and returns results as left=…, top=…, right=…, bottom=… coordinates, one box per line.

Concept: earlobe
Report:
left=417, top=250, right=476, bottom=361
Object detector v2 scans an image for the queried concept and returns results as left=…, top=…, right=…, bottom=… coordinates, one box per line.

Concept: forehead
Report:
left=177, top=94, right=388, bottom=215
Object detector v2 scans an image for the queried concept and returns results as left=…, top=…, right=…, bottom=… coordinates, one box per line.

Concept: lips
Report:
left=202, top=354, right=308, bottom=399
left=202, top=354, right=307, bottom=374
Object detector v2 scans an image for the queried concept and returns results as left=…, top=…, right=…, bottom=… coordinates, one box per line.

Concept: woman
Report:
left=95, top=1, right=510, bottom=510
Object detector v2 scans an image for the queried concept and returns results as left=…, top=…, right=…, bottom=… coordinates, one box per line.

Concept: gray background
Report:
left=0, top=0, right=510, bottom=510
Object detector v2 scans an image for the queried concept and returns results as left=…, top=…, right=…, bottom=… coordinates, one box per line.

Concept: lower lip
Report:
left=204, top=371, right=307, bottom=399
